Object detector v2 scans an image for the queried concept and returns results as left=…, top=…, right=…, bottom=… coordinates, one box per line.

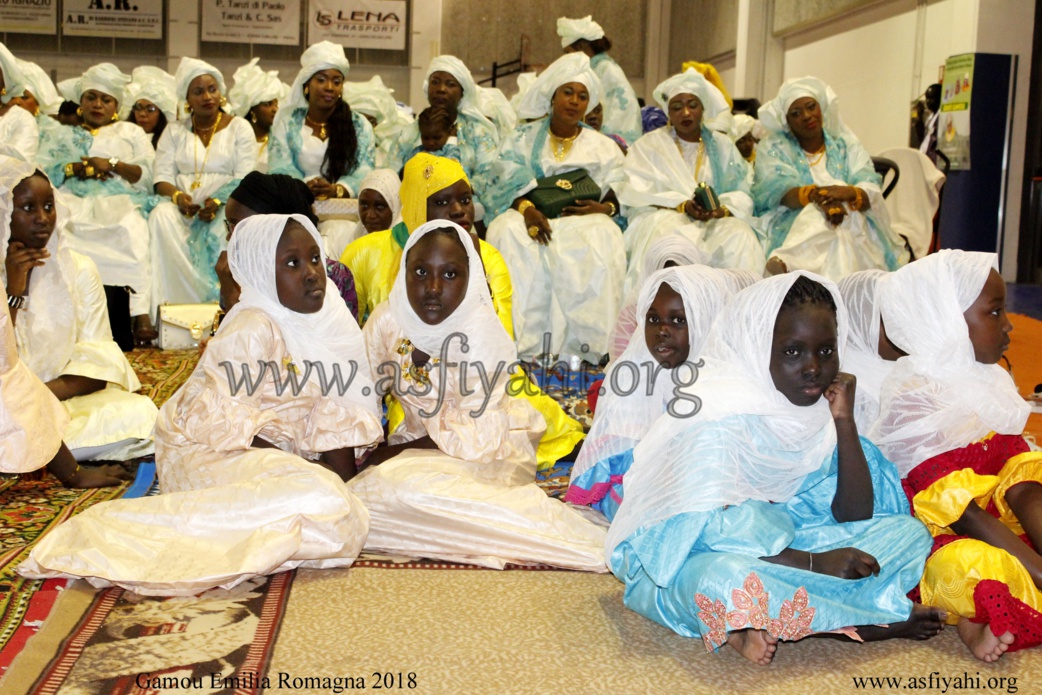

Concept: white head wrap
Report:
left=870, top=251, right=1029, bottom=475
left=56, top=78, right=77, bottom=104
left=556, top=15, right=605, bottom=48
left=758, top=76, right=850, bottom=140
left=344, top=75, right=413, bottom=153
left=575, top=265, right=751, bottom=493
left=606, top=271, right=847, bottom=561
left=423, top=55, right=497, bottom=132
left=174, top=57, right=227, bottom=117
left=227, top=58, right=285, bottom=119
left=0, top=157, right=76, bottom=383
left=731, top=114, right=767, bottom=142
left=14, top=60, right=61, bottom=116
left=653, top=68, right=733, bottom=133
left=0, top=43, right=26, bottom=105
left=509, top=72, right=538, bottom=116
left=121, top=66, right=178, bottom=121
left=516, top=52, right=601, bottom=120
left=70, top=63, right=131, bottom=107
left=388, top=220, right=518, bottom=395
left=285, top=41, right=349, bottom=113
left=226, top=213, right=379, bottom=420
left=478, top=85, right=517, bottom=139
left=356, top=168, right=402, bottom=235
left=837, top=270, right=893, bottom=433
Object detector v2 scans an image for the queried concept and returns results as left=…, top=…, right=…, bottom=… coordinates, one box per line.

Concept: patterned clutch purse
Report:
left=527, top=168, right=602, bottom=219
left=693, top=182, right=721, bottom=211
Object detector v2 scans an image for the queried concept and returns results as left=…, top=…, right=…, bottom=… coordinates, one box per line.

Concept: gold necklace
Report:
left=549, top=127, right=580, bottom=162
left=305, top=114, right=328, bottom=141
left=258, top=133, right=270, bottom=155
left=805, top=145, right=826, bottom=166
left=81, top=123, right=100, bottom=137
left=191, top=116, right=219, bottom=190
left=672, top=129, right=705, bottom=181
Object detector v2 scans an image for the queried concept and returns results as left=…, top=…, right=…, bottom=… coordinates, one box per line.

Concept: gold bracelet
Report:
left=64, top=162, right=75, bottom=179
left=720, top=205, right=731, bottom=217
left=335, top=184, right=346, bottom=199
left=605, top=201, right=617, bottom=217
left=517, top=199, right=534, bottom=215
left=851, top=188, right=863, bottom=211
left=798, top=185, right=812, bottom=207
left=84, top=165, right=95, bottom=178
left=172, top=190, right=182, bottom=206
left=211, top=197, right=222, bottom=207
left=676, top=201, right=688, bottom=214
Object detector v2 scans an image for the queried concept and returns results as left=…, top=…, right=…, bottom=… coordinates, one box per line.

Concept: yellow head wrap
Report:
left=399, top=153, right=471, bottom=234
left=680, top=61, right=733, bottom=108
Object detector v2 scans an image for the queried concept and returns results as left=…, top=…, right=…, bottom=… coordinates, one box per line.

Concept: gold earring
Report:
left=111, top=112, right=118, bottom=122
left=250, top=112, right=257, bottom=124
left=220, top=96, right=227, bottom=107
left=76, top=106, right=83, bottom=116
left=304, top=86, right=310, bottom=97
left=184, top=104, right=192, bottom=115
left=0, top=87, right=6, bottom=96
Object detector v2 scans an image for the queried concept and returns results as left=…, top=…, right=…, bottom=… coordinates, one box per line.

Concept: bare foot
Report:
left=726, top=628, right=779, bottom=665
left=958, top=618, right=1015, bottom=662
left=857, top=603, right=947, bottom=642
left=765, top=257, right=788, bottom=276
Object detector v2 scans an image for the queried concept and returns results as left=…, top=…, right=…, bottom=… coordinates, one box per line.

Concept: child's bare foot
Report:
left=726, top=628, right=779, bottom=665
left=765, top=257, right=788, bottom=276
left=958, top=618, right=1015, bottom=662
left=856, top=603, right=946, bottom=642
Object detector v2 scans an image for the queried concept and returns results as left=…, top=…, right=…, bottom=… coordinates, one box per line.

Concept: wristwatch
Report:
left=108, top=157, right=119, bottom=169
left=7, top=294, right=26, bottom=310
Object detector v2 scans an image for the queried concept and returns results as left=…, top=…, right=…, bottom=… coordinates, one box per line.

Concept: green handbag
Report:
left=527, top=168, right=602, bottom=220
left=693, top=181, right=721, bottom=212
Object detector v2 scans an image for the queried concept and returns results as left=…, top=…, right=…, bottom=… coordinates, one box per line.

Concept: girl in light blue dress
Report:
left=606, top=272, right=945, bottom=664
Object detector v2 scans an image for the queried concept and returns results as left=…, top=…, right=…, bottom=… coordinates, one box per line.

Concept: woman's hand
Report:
left=83, top=156, right=114, bottom=181
left=197, top=198, right=221, bottom=223
left=66, top=463, right=133, bottom=488
left=561, top=199, right=612, bottom=217
left=4, top=241, right=47, bottom=297
left=307, top=177, right=337, bottom=201
left=523, top=205, right=552, bottom=246
left=823, top=371, right=857, bottom=423
left=175, top=191, right=200, bottom=218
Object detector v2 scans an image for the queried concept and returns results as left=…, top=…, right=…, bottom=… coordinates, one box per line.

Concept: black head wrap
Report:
left=229, top=172, right=319, bottom=225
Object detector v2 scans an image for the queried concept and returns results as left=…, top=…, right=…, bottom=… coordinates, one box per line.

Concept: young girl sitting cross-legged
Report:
left=871, top=250, right=1042, bottom=662
left=566, top=264, right=755, bottom=520
left=606, top=272, right=944, bottom=665
left=352, top=219, right=606, bottom=571
left=21, top=213, right=382, bottom=595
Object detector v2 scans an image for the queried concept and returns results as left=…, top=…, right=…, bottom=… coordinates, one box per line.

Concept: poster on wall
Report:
left=0, top=0, right=57, bottom=35
left=938, top=53, right=973, bottom=171
left=201, top=0, right=301, bottom=46
left=62, top=0, right=162, bottom=39
left=308, top=0, right=406, bottom=50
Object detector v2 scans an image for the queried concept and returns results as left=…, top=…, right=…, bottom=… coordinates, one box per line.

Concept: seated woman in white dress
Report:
left=40, top=63, right=159, bottom=346
left=0, top=44, right=38, bottom=163
left=568, top=264, right=754, bottom=520
left=618, top=68, right=765, bottom=291
left=269, top=41, right=375, bottom=260
left=352, top=220, right=603, bottom=570
left=753, top=77, right=908, bottom=280
left=123, top=66, right=177, bottom=150
left=20, top=213, right=382, bottom=596
left=149, top=58, right=257, bottom=312
left=486, top=52, right=626, bottom=363
left=227, top=58, right=285, bottom=174
left=1, top=284, right=129, bottom=488
left=1, top=157, right=157, bottom=461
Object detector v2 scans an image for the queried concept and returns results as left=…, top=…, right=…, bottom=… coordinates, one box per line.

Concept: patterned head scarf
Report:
left=516, top=53, right=601, bottom=120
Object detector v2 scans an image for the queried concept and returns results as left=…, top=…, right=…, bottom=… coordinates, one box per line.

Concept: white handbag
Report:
left=157, top=303, right=221, bottom=350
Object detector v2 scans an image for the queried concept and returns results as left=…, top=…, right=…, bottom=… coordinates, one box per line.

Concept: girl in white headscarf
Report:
left=269, top=41, right=375, bottom=260
left=39, top=63, right=159, bottom=345
left=836, top=269, right=902, bottom=433
left=227, top=58, right=286, bottom=173
left=567, top=264, right=754, bottom=520
left=352, top=219, right=602, bottom=570
left=731, top=114, right=767, bottom=163
left=387, top=55, right=501, bottom=215
left=21, top=213, right=382, bottom=596
left=0, top=157, right=157, bottom=463
left=753, top=76, right=908, bottom=279
left=618, top=68, right=766, bottom=292
left=608, top=235, right=708, bottom=360
left=344, top=75, right=413, bottom=169
left=557, top=15, right=642, bottom=145
left=871, top=250, right=1042, bottom=662
left=0, top=43, right=38, bottom=163
left=607, top=272, right=941, bottom=664
left=148, top=57, right=257, bottom=313
left=123, top=66, right=177, bottom=149
left=486, top=52, right=627, bottom=363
